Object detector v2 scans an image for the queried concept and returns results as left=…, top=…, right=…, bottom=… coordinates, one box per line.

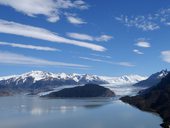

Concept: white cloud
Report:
left=115, top=8, right=170, bottom=31
left=79, top=57, right=135, bottom=67
left=114, top=62, right=135, bottom=67
left=159, top=8, right=170, bottom=25
left=95, top=35, right=113, bottom=42
left=166, top=22, right=170, bottom=26
left=116, top=8, right=170, bottom=31
left=67, top=33, right=93, bottom=41
left=115, top=15, right=160, bottom=31
left=80, top=57, right=102, bottom=62
left=0, top=0, right=88, bottom=23
left=161, top=50, right=170, bottom=63
left=47, top=16, right=60, bottom=23
left=67, top=32, right=113, bottom=42
left=0, top=51, right=88, bottom=68
left=66, top=16, right=86, bottom=25
left=135, top=39, right=151, bottom=48
left=0, top=41, right=60, bottom=51
left=0, top=19, right=106, bottom=52
left=133, top=49, right=144, bottom=55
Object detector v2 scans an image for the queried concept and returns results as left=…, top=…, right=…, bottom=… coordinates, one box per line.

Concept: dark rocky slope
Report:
left=43, top=84, right=115, bottom=98
left=133, top=69, right=168, bottom=87
left=121, top=73, right=170, bottom=128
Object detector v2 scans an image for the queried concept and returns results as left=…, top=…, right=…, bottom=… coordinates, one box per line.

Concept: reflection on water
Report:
left=0, top=95, right=162, bottom=128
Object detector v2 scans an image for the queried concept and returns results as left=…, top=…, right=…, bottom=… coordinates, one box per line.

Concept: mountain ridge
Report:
left=0, top=70, right=147, bottom=85
left=133, top=69, right=169, bottom=87
left=0, top=70, right=147, bottom=95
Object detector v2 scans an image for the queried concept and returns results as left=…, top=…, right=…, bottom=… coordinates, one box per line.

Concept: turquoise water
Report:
left=0, top=95, right=162, bottom=128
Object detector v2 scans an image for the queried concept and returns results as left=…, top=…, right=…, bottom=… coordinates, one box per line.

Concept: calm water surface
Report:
left=0, top=95, right=162, bottom=128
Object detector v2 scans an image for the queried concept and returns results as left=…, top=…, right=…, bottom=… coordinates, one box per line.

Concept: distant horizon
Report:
left=0, top=0, right=170, bottom=77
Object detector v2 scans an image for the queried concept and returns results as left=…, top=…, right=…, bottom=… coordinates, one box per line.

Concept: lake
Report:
left=0, top=95, right=162, bottom=128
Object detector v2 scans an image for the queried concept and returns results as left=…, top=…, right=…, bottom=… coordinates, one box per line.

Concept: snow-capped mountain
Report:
left=0, top=71, right=147, bottom=92
left=133, top=69, right=169, bottom=87
left=0, top=71, right=108, bottom=85
left=100, top=75, right=146, bottom=85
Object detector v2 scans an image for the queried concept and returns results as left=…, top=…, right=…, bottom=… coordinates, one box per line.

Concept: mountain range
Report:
left=0, top=71, right=146, bottom=93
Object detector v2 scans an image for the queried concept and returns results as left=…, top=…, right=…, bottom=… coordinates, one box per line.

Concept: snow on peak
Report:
left=0, top=70, right=147, bottom=85
left=0, top=75, right=19, bottom=81
left=158, top=69, right=169, bottom=78
left=21, top=70, right=53, bottom=82
left=148, top=69, right=169, bottom=80
left=56, top=72, right=68, bottom=79
left=0, top=71, right=53, bottom=82
left=100, top=74, right=147, bottom=85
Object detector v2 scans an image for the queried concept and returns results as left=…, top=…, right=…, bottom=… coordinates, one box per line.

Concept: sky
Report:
left=0, top=0, right=170, bottom=76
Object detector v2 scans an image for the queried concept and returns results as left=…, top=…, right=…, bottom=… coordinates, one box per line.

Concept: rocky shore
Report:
left=121, top=73, right=170, bottom=128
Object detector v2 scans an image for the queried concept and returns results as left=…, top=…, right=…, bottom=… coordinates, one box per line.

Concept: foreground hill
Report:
left=0, top=71, right=146, bottom=93
left=121, top=72, right=170, bottom=128
left=43, top=84, right=115, bottom=98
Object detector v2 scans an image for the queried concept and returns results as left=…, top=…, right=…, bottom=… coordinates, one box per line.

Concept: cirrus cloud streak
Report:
left=0, top=51, right=89, bottom=68
left=67, top=32, right=113, bottom=42
left=79, top=57, right=135, bottom=67
left=0, top=19, right=106, bottom=52
left=0, top=41, right=60, bottom=51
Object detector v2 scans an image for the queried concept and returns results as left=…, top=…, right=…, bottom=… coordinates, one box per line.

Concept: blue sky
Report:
left=0, top=0, right=170, bottom=76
